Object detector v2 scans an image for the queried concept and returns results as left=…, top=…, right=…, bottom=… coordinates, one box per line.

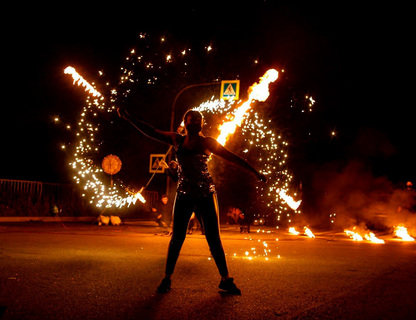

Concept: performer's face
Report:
left=185, top=113, right=203, bottom=134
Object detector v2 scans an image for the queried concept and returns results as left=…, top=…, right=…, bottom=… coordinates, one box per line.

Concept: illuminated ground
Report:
left=0, top=222, right=415, bottom=320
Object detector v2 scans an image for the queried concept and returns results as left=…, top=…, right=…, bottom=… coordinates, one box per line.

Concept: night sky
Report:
left=2, top=2, right=414, bottom=196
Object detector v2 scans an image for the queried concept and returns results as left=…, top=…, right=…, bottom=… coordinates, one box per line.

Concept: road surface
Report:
left=0, top=222, right=415, bottom=319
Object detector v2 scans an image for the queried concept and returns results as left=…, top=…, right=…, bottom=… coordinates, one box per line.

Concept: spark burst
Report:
left=62, top=33, right=301, bottom=222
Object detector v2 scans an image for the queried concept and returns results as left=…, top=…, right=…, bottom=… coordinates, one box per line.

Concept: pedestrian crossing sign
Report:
left=220, top=80, right=240, bottom=101
left=149, top=154, right=167, bottom=173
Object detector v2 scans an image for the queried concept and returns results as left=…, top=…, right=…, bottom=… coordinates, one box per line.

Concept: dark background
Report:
left=1, top=2, right=414, bottom=220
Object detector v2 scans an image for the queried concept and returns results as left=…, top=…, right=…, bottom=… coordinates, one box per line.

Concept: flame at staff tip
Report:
left=128, top=187, right=146, bottom=204
left=288, top=227, right=300, bottom=235
left=276, top=189, right=302, bottom=210
left=304, top=227, right=315, bottom=238
left=133, top=191, right=146, bottom=204
left=394, top=225, right=415, bottom=241
left=216, top=69, right=278, bottom=146
left=64, top=66, right=102, bottom=97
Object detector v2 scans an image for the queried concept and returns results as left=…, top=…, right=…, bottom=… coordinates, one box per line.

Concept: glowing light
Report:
left=131, top=187, right=146, bottom=204
left=364, top=232, right=385, bottom=244
left=345, top=228, right=385, bottom=244
left=276, top=189, right=301, bottom=210
left=394, top=225, right=415, bottom=241
left=64, top=66, right=102, bottom=97
left=345, top=229, right=363, bottom=241
left=304, top=227, right=315, bottom=238
left=288, top=227, right=300, bottom=235
left=216, top=69, right=278, bottom=146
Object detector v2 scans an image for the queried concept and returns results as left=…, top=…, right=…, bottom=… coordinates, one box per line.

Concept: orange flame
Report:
left=133, top=187, right=146, bottom=204
left=277, top=189, right=302, bottom=210
left=288, top=227, right=300, bottom=235
left=64, top=66, right=102, bottom=97
left=394, top=225, right=415, bottom=241
left=345, top=228, right=385, bottom=243
left=364, top=232, right=385, bottom=244
left=216, top=69, right=278, bottom=145
left=344, top=229, right=363, bottom=241
left=304, top=227, right=315, bottom=238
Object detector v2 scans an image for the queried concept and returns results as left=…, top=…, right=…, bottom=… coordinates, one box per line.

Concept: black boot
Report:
left=219, top=277, right=241, bottom=295
left=157, top=278, right=171, bottom=293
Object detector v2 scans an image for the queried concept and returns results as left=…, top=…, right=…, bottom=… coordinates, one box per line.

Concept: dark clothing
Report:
left=175, top=135, right=215, bottom=197
left=163, top=134, right=229, bottom=277
left=165, top=192, right=228, bottom=277
left=154, top=201, right=172, bottom=226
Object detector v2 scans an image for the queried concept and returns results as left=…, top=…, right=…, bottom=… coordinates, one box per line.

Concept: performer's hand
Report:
left=257, top=172, right=267, bottom=183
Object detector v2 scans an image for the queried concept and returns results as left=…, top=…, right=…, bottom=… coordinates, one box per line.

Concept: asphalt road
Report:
left=0, top=222, right=415, bottom=320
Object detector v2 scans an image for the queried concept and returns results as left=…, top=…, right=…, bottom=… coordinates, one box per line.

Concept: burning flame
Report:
left=64, top=66, right=102, bottom=97
left=216, top=69, right=278, bottom=145
left=304, top=227, right=315, bottom=238
left=394, top=225, right=415, bottom=241
left=363, top=232, right=385, bottom=244
left=288, top=227, right=300, bottom=235
left=133, top=187, right=146, bottom=204
left=345, top=228, right=385, bottom=244
left=344, top=229, right=363, bottom=241
left=276, top=189, right=302, bottom=210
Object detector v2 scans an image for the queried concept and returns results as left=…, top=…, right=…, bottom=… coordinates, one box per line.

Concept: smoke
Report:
left=307, top=160, right=416, bottom=233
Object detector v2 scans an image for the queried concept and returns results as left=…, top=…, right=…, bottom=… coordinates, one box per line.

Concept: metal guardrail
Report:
left=0, top=179, right=159, bottom=217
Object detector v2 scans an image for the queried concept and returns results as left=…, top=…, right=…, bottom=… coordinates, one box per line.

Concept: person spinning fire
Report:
left=117, top=108, right=266, bottom=295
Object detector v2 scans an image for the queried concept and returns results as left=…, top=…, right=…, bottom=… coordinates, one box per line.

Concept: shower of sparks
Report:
left=191, top=73, right=299, bottom=221
left=64, top=66, right=146, bottom=208
left=62, top=35, right=301, bottom=220
left=192, top=96, right=297, bottom=220
left=394, top=225, right=415, bottom=241
left=230, top=240, right=277, bottom=261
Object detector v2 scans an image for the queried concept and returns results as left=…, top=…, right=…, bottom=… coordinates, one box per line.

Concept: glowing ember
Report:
left=363, top=232, right=384, bottom=244
left=304, top=227, right=315, bottom=238
left=344, top=229, right=363, bottom=241
left=64, top=66, right=102, bottom=97
left=288, top=227, right=300, bottom=235
left=216, top=69, right=278, bottom=146
left=394, top=226, right=415, bottom=241
left=276, top=189, right=302, bottom=210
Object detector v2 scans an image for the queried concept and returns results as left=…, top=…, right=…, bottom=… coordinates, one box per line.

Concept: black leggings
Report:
left=165, top=192, right=229, bottom=277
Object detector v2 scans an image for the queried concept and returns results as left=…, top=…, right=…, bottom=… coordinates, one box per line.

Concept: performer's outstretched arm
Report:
left=117, top=108, right=178, bottom=145
left=205, top=137, right=267, bottom=182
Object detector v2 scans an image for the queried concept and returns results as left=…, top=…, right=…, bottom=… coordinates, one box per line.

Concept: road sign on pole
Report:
left=220, top=80, right=240, bottom=100
left=149, top=154, right=167, bottom=173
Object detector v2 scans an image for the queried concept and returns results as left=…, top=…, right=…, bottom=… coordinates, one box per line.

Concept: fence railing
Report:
left=0, top=179, right=159, bottom=217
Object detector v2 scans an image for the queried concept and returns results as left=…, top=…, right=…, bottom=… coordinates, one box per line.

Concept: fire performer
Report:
left=117, top=108, right=266, bottom=295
